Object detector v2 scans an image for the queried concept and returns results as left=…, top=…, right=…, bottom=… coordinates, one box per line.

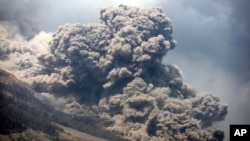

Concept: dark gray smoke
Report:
left=38, top=5, right=176, bottom=94
left=34, top=5, right=227, bottom=140
left=0, top=4, right=228, bottom=140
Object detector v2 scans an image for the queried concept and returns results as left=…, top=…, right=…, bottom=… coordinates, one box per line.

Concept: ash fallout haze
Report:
left=0, top=0, right=249, bottom=141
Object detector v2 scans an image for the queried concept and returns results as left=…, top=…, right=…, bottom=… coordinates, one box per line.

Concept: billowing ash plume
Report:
left=38, top=5, right=176, bottom=94
left=98, top=80, right=226, bottom=140
left=0, top=22, right=53, bottom=85
left=1, top=5, right=227, bottom=141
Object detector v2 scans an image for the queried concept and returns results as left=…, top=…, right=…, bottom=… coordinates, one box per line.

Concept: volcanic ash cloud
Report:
left=40, top=5, right=227, bottom=140
left=38, top=5, right=178, bottom=94
left=2, top=5, right=228, bottom=141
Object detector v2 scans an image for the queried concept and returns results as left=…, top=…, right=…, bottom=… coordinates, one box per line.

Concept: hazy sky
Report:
left=1, top=0, right=249, bottom=140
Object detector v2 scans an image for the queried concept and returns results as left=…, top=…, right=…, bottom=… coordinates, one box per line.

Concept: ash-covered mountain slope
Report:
left=0, top=68, right=52, bottom=135
left=0, top=68, right=127, bottom=141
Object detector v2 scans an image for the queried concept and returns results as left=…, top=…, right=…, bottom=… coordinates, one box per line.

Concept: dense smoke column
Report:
left=39, top=5, right=176, bottom=96
left=39, top=5, right=227, bottom=141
